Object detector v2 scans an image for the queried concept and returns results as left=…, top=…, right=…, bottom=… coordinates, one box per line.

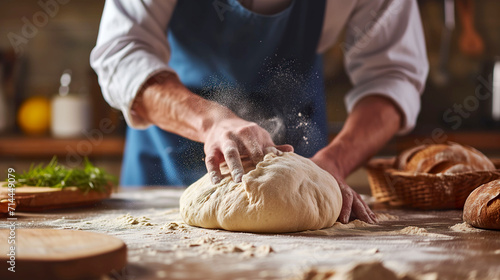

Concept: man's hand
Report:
left=309, top=95, right=404, bottom=224
left=310, top=154, right=376, bottom=224
left=203, top=117, right=293, bottom=184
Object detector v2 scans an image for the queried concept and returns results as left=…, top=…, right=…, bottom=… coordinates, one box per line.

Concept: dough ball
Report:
left=180, top=152, right=342, bottom=233
left=463, top=179, right=500, bottom=230
left=394, top=142, right=495, bottom=174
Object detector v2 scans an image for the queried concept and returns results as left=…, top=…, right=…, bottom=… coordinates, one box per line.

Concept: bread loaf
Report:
left=394, top=142, right=495, bottom=174
left=463, top=180, right=500, bottom=230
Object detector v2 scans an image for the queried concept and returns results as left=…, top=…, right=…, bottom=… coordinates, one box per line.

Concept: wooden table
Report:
left=3, top=187, right=500, bottom=280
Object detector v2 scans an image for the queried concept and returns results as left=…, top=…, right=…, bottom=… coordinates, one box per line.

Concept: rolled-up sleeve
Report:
left=90, top=0, right=177, bottom=128
left=343, top=0, right=429, bottom=134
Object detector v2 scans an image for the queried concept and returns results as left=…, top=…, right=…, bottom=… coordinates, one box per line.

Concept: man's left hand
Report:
left=310, top=154, right=377, bottom=224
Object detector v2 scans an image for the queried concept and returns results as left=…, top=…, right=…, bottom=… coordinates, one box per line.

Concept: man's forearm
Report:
left=131, top=72, right=234, bottom=143
left=317, top=95, right=402, bottom=179
left=130, top=72, right=290, bottom=183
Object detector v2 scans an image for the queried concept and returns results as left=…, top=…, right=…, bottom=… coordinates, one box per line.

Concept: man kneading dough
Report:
left=91, top=0, right=429, bottom=224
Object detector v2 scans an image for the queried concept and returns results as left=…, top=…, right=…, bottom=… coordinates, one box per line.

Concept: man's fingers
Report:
left=263, top=144, right=294, bottom=157
left=357, top=193, right=377, bottom=223
left=222, top=143, right=244, bottom=183
left=240, top=136, right=265, bottom=164
left=275, top=144, right=294, bottom=153
left=205, top=150, right=223, bottom=185
left=339, top=186, right=354, bottom=224
left=351, top=194, right=375, bottom=224
left=264, top=146, right=281, bottom=156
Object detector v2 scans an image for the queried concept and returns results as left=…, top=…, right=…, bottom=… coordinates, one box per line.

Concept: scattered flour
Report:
left=298, top=219, right=377, bottom=236
left=299, top=214, right=400, bottom=236
left=398, top=226, right=429, bottom=235
left=299, top=213, right=398, bottom=235
left=299, top=261, right=399, bottom=280
left=332, top=220, right=375, bottom=229
left=393, top=226, right=450, bottom=238
left=298, top=261, right=439, bottom=280
left=119, top=214, right=155, bottom=226
left=163, top=208, right=180, bottom=215
left=449, top=222, right=483, bottom=233
left=160, top=222, right=189, bottom=233
left=375, top=213, right=399, bottom=222
left=184, top=236, right=274, bottom=258
left=46, top=213, right=160, bottom=230
left=332, top=248, right=380, bottom=258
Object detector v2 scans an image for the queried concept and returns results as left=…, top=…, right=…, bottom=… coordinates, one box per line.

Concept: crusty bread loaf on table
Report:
left=463, top=180, right=500, bottom=230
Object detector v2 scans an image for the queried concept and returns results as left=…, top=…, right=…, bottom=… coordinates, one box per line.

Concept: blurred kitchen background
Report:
left=1, top=0, right=499, bottom=187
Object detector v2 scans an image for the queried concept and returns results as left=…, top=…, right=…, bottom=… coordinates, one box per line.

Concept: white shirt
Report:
left=90, top=0, right=429, bottom=134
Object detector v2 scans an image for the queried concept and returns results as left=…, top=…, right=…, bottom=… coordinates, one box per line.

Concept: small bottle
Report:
left=51, top=69, right=90, bottom=138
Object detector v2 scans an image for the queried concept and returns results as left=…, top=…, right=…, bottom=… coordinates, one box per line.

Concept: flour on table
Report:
left=45, top=212, right=163, bottom=230
left=120, top=214, right=155, bottom=226
left=333, top=220, right=375, bottom=229
left=299, top=267, right=335, bottom=280
left=163, top=208, right=180, bottom=215
left=299, top=218, right=386, bottom=236
left=449, top=222, right=483, bottom=233
left=160, top=222, right=189, bottom=233
left=393, top=226, right=450, bottom=238
left=296, top=212, right=399, bottom=236
left=375, top=213, right=399, bottom=222
left=184, top=236, right=274, bottom=258
left=398, top=226, right=429, bottom=235
left=303, top=224, right=451, bottom=238
left=40, top=209, right=274, bottom=261
left=298, top=261, right=439, bottom=280
left=299, top=261, right=400, bottom=280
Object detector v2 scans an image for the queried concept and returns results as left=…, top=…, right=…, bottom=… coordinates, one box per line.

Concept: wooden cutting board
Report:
left=0, top=229, right=127, bottom=280
left=0, top=184, right=112, bottom=212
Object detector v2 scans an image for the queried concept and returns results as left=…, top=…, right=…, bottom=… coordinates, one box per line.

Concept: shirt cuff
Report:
left=344, top=78, right=421, bottom=135
left=108, top=51, right=174, bottom=129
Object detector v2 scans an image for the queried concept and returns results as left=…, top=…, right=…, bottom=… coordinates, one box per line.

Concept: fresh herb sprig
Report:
left=6, top=157, right=117, bottom=193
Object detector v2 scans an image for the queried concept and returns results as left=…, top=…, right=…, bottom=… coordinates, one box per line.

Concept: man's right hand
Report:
left=203, top=117, right=293, bottom=184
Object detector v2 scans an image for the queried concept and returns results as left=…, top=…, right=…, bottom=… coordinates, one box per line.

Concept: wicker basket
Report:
left=366, top=158, right=500, bottom=210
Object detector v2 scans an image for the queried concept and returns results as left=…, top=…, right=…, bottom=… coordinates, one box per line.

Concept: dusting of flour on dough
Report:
left=449, top=222, right=482, bottom=233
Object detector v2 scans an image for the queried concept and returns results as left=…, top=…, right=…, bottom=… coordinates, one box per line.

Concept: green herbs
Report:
left=7, top=157, right=117, bottom=192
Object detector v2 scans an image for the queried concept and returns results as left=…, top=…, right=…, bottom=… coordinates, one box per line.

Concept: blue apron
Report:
left=121, top=0, right=327, bottom=186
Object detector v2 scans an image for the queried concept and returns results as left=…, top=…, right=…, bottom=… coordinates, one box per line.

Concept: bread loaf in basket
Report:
left=366, top=142, right=500, bottom=209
